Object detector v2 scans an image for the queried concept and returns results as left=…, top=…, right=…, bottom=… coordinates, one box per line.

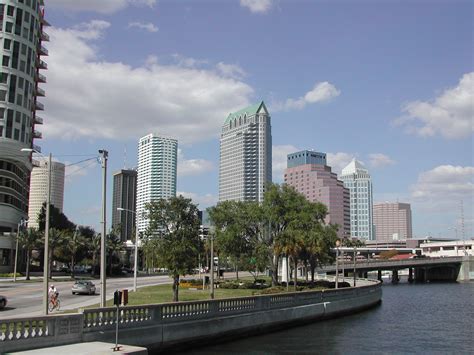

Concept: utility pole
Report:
left=99, top=149, right=108, bottom=308
left=210, top=231, right=214, bottom=299
left=14, top=218, right=27, bottom=282
left=43, top=153, right=52, bottom=315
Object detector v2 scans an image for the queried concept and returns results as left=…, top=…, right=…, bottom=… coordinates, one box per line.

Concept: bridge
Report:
left=317, top=256, right=472, bottom=283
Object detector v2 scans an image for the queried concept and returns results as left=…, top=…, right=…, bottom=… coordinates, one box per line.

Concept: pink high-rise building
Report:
left=373, top=202, right=412, bottom=241
left=284, top=150, right=350, bottom=237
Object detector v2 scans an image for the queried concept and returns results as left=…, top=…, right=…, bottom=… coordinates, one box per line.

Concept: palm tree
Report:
left=89, top=233, right=101, bottom=277
left=44, top=228, right=65, bottom=279
left=64, top=229, right=85, bottom=279
left=107, top=231, right=124, bottom=275
left=16, top=228, right=40, bottom=280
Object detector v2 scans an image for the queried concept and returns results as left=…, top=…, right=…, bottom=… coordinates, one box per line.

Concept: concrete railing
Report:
left=0, top=280, right=382, bottom=353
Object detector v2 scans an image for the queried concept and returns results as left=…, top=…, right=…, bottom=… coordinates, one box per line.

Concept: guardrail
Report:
left=1, top=280, right=381, bottom=353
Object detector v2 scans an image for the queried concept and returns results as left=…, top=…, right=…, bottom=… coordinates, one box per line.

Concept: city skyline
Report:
left=27, top=0, right=472, bottom=238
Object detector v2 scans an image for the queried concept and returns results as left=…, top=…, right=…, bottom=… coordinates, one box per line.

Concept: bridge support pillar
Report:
left=408, top=268, right=414, bottom=283
left=415, top=267, right=426, bottom=283
left=391, top=270, right=399, bottom=284
left=377, top=270, right=382, bottom=281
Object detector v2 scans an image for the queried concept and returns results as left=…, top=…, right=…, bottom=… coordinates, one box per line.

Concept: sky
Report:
left=38, top=0, right=473, bottom=239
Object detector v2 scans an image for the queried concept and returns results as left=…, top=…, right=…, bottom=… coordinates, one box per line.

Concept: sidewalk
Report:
left=11, top=342, right=148, bottom=354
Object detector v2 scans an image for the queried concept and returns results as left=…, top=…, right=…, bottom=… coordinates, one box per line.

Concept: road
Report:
left=0, top=275, right=174, bottom=319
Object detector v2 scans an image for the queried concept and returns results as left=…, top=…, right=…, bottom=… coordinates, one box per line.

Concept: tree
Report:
left=209, top=201, right=253, bottom=280
left=16, top=228, right=40, bottom=280
left=107, top=229, right=124, bottom=275
left=262, top=183, right=311, bottom=286
left=41, top=228, right=65, bottom=278
left=63, top=229, right=86, bottom=278
left=38, top=203, right=76, bottom=232
left=89, top=233, right=101, bottom=276
left=146, top=196, right=202, bottom=302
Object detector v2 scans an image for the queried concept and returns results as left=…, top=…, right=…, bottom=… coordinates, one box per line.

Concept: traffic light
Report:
left=122, top=289, right=128, bottom=306
left=113, top=290, right=122, bottom=306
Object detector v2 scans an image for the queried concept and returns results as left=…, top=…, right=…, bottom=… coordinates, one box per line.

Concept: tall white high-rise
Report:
left=0, top=0, right=49, bottom=237
left=136, top=133, right=177, bottom=233
left=28, top=160, right=65, bottom=229
left=219, top=101, right=272, bottom=202
left=340, top=159, right=374, bottom=240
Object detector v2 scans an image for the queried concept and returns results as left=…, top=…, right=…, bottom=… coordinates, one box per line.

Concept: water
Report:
left=176, top=282, right=474, bottom=354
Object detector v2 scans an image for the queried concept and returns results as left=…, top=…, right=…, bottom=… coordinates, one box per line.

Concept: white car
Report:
left=71, top=280, right=96, bottom=295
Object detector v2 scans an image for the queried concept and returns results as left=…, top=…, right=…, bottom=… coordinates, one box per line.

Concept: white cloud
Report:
left=128, top=22, right=159, bottom=33
left=177, top=192, right=218, bottom=208
left=411, top=165, right=474, bottom=210
left=368, top=153, right=396, bottom=168
left=272, top=145, right=300, bottom=181
left=240, top=0, right=273, bottom=13
left=47, top=0, right=156, bottom=14
left=395, top=72, right=474, bottom=139
left=273, top=82, right=340, bottom=111
left=216, top=62, right=246, bottom=80
left=327, top=152, right=355, bottom=175
left=177, top=149, right=214, bottom=177
left=43, top=21, right=253, bottom=144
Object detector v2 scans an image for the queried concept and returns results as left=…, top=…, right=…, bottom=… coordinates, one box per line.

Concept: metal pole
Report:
left=341, top=250, right=345, bottom=284
left=43, top=153, right=52, bottom=315
left=133, top=225, right=139, bottom=292
left=335, top=247, right=339, bottom=289
left=353, top=248, right=357, bottom=287
left=210, top=233, right=214, bottom=299
left=13, top=220, right=21, bottom=282
left=100, top=150, right=108, bottom=308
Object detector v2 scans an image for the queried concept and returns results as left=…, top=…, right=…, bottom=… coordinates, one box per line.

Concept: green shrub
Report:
left=0, top=273, right=21, bottom=277
left=257, top=286, right=285, bottom=295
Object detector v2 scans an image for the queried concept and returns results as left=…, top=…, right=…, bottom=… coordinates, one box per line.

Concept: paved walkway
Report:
left=11, top=342, right=147, bottom=354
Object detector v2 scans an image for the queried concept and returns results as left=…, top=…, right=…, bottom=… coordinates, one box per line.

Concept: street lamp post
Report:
left=335, top=240, right=341, bottom=289
left=13, top=218, right=28, bottom=282
left=117, top=207, right=140, bottom=292
left=21, top=148, right=51, bottom=315
left=99, top=149, right=108, bottom=308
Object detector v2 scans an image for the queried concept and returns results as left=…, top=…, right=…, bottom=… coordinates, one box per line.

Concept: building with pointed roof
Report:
left=219, top=101, right=272, bottom=202
left=340, top=158, right=375, bottom=240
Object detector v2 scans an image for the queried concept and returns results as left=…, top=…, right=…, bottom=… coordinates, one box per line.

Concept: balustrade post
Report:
left=151, top=306, right=162, bottom=323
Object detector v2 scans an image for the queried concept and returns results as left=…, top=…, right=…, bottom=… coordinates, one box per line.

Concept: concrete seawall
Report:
left=0, top=280, right=382, bottom=353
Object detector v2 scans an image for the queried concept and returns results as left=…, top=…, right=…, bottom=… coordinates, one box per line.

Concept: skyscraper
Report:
left=0, top=0, right=48, bottom=236
left=219, top=101, right=272, bottom=202
left=28, top=160, right=64, bottom=229
left=136, top=133, right=177, bottom=233
left=284, top=150, right=350, bottom=238
left=373, top=202, right=412, bottom=241
left=112, top=169, right=137, bottom=242
left=340, top=159, right=374, bottom=240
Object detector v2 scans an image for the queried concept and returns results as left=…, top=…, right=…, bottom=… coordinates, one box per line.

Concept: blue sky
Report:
left=39, top=0, right=473, bottom=238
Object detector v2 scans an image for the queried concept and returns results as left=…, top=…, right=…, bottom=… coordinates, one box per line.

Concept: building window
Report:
left=5, top=22, right=13, bottom=33
left=2, top=55, right=9, bottom=67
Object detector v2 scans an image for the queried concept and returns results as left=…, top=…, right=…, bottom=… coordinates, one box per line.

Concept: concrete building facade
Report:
left=136, top=133, right=177, bottom=233
left=219, top=101, right=272, bottom=202
left=112, top=169, right=137, bottom=242
left=27, top=159, right=64, bottom=229
left=340, top=159, right=374, bottom=240
left=0, top=0, right=48, bottom=233
left=0, top=0, right=48, bottom=271
left=373, top=202, right=412, bottom=241
left=284, top=150, right=350, bottom=238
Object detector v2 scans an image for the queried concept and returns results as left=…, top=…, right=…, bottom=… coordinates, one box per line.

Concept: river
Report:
left=176, top=281, right=473, bottom=354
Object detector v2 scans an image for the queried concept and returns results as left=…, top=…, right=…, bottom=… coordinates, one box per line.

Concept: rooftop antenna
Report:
left=123, top=145, right=127, bottom=169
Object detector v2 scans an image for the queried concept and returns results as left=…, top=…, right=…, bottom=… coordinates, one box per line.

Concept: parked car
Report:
left=71, top=280, right=96, bottom=295
left=0, top=295, right=7, bottom=309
